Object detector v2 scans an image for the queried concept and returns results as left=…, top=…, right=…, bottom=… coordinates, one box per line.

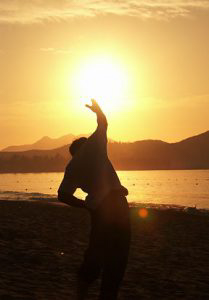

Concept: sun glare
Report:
left=71, top=56, right=129, bottom=113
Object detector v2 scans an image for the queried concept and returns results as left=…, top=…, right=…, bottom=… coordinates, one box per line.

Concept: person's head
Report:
left=69, top=137, right=87, bottom=156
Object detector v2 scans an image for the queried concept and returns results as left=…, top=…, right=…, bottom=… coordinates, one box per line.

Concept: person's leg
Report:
left=77, top=212, right=103, bottom=300
left=98, top=194, right=131, bottom=300
left=99, top=253, right=129, bottom=300
left=77, top=244, right=103, bottom=299
left=76, top=278, right=89, bottom=300
left=99, top=233, right=129, bottom=300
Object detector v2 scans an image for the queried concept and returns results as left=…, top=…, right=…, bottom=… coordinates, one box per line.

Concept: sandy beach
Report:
left=0, top=200, right=209, bottom=300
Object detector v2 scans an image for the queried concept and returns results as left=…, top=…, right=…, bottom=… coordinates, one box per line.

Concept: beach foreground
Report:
left=0, top=200, right=209, bottom=300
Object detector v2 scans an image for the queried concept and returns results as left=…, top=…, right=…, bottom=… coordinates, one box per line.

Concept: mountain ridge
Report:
left=1, top=134, right=83, bottom=152
left=0, top=130, right=208, bottom=172
left=1, top=133, right=115, bottom=152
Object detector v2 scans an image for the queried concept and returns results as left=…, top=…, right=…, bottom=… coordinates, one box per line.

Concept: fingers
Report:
left=86, top=99, right=97, bottom=106
left=91, top=98, right=98, bottom=106
left=85, top=99, right=99, bottom=112
left=85, top=104, right=94, bottom=112
left=85, top=99, right=96, bottom=109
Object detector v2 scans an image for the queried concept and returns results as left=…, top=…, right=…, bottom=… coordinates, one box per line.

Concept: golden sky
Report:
left=0, top=0, right=209, bottom=149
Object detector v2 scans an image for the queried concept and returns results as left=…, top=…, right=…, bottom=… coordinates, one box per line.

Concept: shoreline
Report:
left=1, top=198, right=209, bottom=214
left=0, top=168, right=209, bottom=174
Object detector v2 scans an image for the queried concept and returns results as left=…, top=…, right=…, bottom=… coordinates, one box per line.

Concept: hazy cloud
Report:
left=40, top=48, right=55, bottom=52
left=0, top=0, right=209, bottom=24
left=40, top=47, right=72, bottom=54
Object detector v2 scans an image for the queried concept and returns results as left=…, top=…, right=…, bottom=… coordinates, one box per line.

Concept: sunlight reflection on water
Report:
left=0, top=170, right=208, bottom=209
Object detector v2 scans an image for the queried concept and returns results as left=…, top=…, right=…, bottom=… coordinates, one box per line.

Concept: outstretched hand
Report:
left=85, top=99, right=101, bottom=113
left=85, top=98, right=107, bottom=128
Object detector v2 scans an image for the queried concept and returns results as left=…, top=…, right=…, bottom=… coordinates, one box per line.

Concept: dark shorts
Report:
left=79, top=191, right=131, bottom=299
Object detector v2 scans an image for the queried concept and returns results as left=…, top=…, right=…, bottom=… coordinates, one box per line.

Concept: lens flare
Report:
left=138, top=208, right=148, bottom=218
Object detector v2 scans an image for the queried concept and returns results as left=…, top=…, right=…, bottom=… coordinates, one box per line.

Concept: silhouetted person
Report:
left=58, top=99, right=130, bottom=300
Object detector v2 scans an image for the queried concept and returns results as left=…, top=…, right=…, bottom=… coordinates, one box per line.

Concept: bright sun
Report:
left=71, top=55, right=129, bottom=113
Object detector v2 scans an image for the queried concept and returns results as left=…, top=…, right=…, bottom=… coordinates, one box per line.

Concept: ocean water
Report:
left=0, top=170, right=209, bottom=209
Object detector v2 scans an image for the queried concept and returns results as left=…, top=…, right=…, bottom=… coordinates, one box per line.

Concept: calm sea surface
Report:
left=0, top=170, right=209, bottom=209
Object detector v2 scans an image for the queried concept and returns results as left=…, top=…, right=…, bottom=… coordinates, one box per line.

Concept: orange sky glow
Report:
left=0, top=1, right=209, bottom=149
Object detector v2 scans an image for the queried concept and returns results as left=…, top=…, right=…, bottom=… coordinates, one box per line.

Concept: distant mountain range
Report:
left=1, top=134, right=84, bottom=152
left=1, top=133, right=114, bottom=152
left=0, top=131, right=209, bottom=172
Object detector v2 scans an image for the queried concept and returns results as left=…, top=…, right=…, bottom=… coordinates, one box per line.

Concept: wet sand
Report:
left=0, top=200, right=209, bottom=299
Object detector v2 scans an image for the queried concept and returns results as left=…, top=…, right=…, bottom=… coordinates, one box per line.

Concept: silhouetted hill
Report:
left=1, top=134, right=115, bottom=152
left=0, top=131, right=208, bottom=172
left=1, top=134, right=78, bottom=152
left=172, top=131, right=209, bottom=169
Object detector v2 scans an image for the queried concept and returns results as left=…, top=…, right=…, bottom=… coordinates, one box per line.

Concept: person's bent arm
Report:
left=58, top=165, right=87, bottom=209
left=58, top=191, right=87, bottom=208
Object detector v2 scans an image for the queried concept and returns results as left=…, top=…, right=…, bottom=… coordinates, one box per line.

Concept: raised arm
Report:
left=86, top=99, right=108, bottom=133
